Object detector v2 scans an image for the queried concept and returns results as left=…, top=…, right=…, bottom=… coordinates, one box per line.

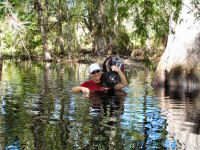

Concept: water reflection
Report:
left=89, top=90, right=126, bottom=120
left=156, top=88, right=200, bottom=149
left=0, top=60, right=200, bottom=149
left=74, top=90, right=126, bottom=150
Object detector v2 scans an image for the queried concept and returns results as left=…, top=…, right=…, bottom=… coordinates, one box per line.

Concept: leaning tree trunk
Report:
left=152, top=0, right=200, bottom=90
left=35, top=0, right=52, bottom=62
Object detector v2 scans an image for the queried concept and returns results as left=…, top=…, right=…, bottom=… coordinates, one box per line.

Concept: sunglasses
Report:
left=91, top=70, right=100, bottom=75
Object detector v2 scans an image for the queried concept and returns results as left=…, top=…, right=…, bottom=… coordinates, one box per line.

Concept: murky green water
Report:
left=0, top=60, right=200, bottom=150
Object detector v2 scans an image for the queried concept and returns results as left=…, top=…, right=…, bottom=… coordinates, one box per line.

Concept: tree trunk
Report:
left=35, top=0, right=52, bottom=62
left=66, top=3, right=72, bottom=53
left=58, top=0, right=64, bottom=56
left=0, top=61, right=2, bottom=81
left=91, top=0, right=107, bottom=55
left=152, top=0, right=200, bottom=90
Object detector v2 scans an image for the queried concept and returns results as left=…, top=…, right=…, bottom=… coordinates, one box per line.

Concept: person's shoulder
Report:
left=80, top=80, right=93, bottom=86
left=84, top=80, right=93, bottom=83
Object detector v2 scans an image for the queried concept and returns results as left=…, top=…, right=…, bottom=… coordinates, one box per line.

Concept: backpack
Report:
left=101, top=56, right=125, bottom=87
left=102, top=56, right=125, bottom=73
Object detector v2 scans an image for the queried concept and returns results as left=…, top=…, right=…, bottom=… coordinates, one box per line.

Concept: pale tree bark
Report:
left=152, top=0, right=200, bottom=90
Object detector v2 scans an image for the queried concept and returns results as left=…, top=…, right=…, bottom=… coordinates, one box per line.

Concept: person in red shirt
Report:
left=72, top=63, right=127, bottom=93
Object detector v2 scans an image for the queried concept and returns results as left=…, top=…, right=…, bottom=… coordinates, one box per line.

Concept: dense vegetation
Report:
left=0, top=0, right=184, bottom=63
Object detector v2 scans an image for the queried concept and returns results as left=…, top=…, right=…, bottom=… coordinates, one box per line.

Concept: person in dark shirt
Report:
left=72, top=63, right=127, bottom=93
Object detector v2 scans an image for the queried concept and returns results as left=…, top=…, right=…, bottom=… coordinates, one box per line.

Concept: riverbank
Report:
left=1, top=52, right=160, bottom=71
left=59, top=54, right=151, bottom=71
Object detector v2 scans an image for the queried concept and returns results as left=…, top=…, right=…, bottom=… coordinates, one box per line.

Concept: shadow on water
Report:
left=29, top=62, right=71, bottom=150
left=77, top=90, right=128, bottom=150
left=155, top=86, right=200, bottom=149
left=88, top=90, right=126, bottom=121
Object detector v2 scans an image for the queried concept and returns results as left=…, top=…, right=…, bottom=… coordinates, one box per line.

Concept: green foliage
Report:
left=118, top=5, right=129, bottom=19
left=171, top=0, right=182, bottom=21
left=0, top=0, right=189, bottom=61
left=192, top=0, right=200, bottom=19
left=115, top=27, right=131, bottom=55
left=0, top=1, right=13, bottom=18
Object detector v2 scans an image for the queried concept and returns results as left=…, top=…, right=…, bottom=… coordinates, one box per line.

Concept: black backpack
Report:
left=101, top=56, right=125, bottom=87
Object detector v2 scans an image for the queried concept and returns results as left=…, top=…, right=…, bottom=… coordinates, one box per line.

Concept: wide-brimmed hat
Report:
left=88, top=63, right=101, bottom=74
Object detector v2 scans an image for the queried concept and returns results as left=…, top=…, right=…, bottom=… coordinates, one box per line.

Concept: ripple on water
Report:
left=0, top=61, right=200, bottom=150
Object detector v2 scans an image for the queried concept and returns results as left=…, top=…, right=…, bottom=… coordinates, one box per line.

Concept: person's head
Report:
left=89, top=63, right=102, bottom=83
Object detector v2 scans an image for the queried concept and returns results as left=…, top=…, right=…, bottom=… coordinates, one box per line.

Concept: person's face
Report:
left=90, top=70, right=102, bottom=83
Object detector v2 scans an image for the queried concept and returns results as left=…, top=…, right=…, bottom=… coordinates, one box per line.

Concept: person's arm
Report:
left=72, top=86, right=90, bottom=93
left=111, top=66, right=128, bottom=90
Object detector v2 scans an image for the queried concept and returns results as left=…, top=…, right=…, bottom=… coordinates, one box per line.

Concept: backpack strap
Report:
left=102, top=56, right=112, bottom=72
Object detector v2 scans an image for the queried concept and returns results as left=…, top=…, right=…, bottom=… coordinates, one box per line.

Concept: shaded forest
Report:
left=0, top=0, right=183, bottom=64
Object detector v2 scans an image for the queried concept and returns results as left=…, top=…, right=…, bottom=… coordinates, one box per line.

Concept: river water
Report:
left=0, top=60, right=200, bottom=150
